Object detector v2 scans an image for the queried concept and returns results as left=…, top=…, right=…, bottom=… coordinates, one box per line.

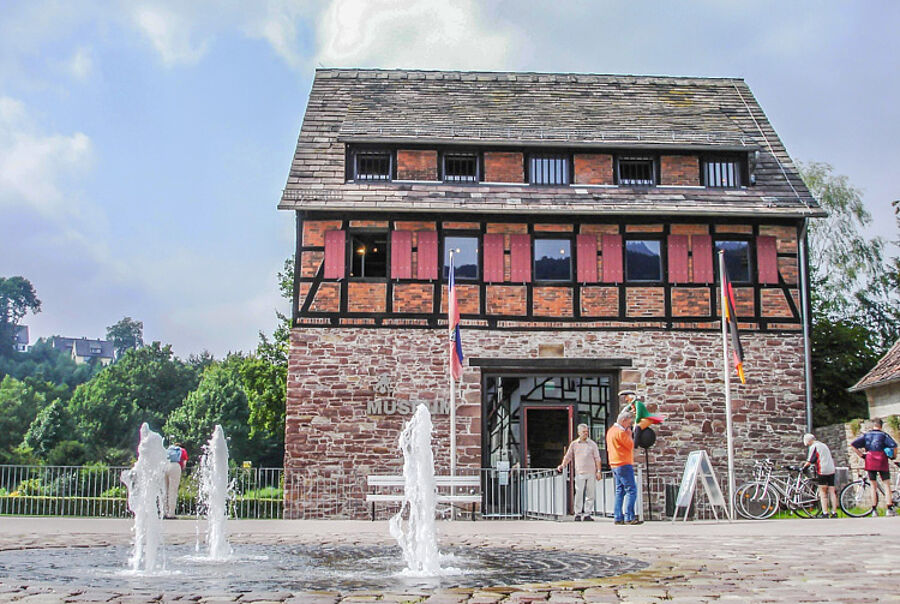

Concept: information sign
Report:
left=672, top=450, right=728, bottom=521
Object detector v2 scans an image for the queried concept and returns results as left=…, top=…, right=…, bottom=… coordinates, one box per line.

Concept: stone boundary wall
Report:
left=816, top=418, right=900, bottom=477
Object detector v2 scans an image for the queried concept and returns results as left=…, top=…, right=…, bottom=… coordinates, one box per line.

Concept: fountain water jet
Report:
left=388, top=403, right=441, bottom=575
left=197, top=424, right=232, bottom=560
left=120, top=423, right=168, bottom=572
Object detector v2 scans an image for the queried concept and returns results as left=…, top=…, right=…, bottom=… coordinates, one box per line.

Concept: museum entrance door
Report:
left=482, top=373, right=618, bottom=516
left=483, top=374, right=617, bottom=470
left=523, top=406, right=572, bottom=469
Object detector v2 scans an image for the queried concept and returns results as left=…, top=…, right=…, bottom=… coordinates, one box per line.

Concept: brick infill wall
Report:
left=285, top=328, right=806, bottom=518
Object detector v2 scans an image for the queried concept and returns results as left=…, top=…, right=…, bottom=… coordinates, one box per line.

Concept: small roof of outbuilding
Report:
left=280, top=68, right=822, bottom=217
left=850, top=339, right=900, bottom=392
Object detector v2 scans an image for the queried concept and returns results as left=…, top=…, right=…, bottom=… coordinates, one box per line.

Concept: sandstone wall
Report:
left=285, top=328, right=807, bottom=518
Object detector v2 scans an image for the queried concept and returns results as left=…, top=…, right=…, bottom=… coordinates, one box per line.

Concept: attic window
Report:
left=617, top=156, right=655, bottom=186
left=704, top=159, right=741, bottom=188
left=529, top=155, right=570, bottom=185
left=443, top=154, right=479, bottom=182
left=90, top=345, right=102, bottom=354
left=354, top=151, right=391, bottom=181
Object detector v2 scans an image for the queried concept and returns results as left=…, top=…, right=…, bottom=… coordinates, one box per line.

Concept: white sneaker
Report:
left=887, top=507, right=896, bottom=517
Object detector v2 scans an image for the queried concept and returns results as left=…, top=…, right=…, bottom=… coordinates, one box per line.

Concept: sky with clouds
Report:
left=1, top=0, right=897, bottom=358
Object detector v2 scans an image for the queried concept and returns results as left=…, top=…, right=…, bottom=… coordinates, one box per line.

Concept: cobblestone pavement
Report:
left=1, top=516, right=899, bottom=602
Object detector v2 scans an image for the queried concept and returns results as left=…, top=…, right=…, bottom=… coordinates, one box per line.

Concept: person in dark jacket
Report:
left=851, top=418, right=898, bottom=516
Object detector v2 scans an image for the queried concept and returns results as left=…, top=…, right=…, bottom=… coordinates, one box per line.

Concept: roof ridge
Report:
left=314, top=67, right=745, bottom=83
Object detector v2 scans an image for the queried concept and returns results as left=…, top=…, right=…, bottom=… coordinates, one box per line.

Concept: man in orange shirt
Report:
left=606, top=409, right=641, bottom=525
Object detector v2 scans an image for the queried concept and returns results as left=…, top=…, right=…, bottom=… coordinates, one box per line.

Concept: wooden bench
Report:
left=366, top=475, right=481, bottom=521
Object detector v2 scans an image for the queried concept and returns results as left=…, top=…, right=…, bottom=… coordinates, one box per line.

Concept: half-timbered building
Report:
left=278, top=69, right=824, bottom=518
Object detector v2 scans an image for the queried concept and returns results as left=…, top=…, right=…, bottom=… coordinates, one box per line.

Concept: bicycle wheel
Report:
left=792, top=481, right=823, bottom=518
left=840, top=480, right=875, bottom=517
left=735, top=482, right=779, bottom=519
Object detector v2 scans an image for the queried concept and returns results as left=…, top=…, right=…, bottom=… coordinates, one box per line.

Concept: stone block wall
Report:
left=816, top=419, right=900, bottom=475
left=284, top=327, right=807, bottom=518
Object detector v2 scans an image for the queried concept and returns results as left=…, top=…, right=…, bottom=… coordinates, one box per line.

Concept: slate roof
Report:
left=14, top=325, right=28, bottom=346
left=73, top=338, right=115, bottom=359
left=850, top=339, right=900, bottom=392
left=279, top=68, right=823, bottom=218
left=51, top=336, right=114, bottom=359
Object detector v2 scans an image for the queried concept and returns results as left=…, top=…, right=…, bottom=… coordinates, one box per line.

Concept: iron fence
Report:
left=2, top=464, right=722, bottom=521
left=0, top=465, right=285, bottom=519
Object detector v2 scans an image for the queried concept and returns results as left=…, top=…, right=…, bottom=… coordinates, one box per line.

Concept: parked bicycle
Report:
left=839, top=460, right=900, bottom=517
left=734, top=459, right=821, bottom=520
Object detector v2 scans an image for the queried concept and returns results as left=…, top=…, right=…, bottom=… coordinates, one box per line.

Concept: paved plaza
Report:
left=0, top=516, right=898, bottom=602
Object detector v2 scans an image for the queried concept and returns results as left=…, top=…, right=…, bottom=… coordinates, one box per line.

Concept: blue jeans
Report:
left=612, top=465, right=637, bottom=522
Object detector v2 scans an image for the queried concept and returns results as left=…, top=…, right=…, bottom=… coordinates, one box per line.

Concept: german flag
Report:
left=722, top=264, right=746, bottom=384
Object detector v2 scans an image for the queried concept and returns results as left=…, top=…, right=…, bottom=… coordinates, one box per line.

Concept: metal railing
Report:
left=0, top=465, right=285, bottom=519
left=3, top=464, right=715, bottom=521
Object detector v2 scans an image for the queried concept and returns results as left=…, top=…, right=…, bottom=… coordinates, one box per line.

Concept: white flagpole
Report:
left=449, top=250, right=457, bottom=520
left=718, top=251, right=736, bottom=521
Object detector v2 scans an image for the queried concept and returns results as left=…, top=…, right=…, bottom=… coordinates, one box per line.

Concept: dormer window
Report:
left=704, top=158, right=741, bottom=188
left=353, top=151, right=391, bottom=181
left=617, top=156, right=655, bottom=186
left=443, top=153, right=479, bottom=183
left=529, top=154, right=570, bottom=185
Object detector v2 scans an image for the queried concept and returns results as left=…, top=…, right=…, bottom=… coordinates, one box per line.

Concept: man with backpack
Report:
left=164, top=441, right=188, bottom=519
left=851, top=418, right=898, bottom=517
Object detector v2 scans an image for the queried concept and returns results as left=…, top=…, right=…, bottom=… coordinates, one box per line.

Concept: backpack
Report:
left=166, top=446, right=182, bottom=463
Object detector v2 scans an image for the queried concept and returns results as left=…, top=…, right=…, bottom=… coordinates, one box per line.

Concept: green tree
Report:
left=0, top=276, right=41, bottom=357
left=0, top=338, right=101, bottom=394
left=45, top=441, right=89, bottom=466
left=163, top=361, right=254, bottom=465
left=0, top=376, right=47, bottom=463
left=67, top=342, right=198, bottom=455
left=23, top=399, right=75, bottom=459
left=854, top=199, right=900, bottom=348
left=802, top=163, right=900, bottom=425
left=106, top=317, right=144, bottom=360
left=240, top=256, right=293, bottom=463
left=802, top=162, right=887, bottom=319
left=811, top=317, right=882, bottom=427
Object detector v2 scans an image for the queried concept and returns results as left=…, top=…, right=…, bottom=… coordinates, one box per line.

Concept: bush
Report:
left=239, top=486, right=283, bottom=499
left=46, top=441, right=89, bottom=466
left=100, top=486, right=126, bottom=498
left=15, top=477, right=43, bottom=496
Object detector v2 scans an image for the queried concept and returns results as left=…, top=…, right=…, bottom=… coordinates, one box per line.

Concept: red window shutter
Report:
left=757, top=236, right=778, bottom=284
left=390, top=231, right=412, bottom=279
left=576, top=234, right=598, bottom=283
left=483, top=233, right=504, bottom=283
left=601, top=234, right=623, bottom=283
left=667, top=235, right=689, bottom=283
left=510, top=234, right=532, bottom=283
left=416, top=231, right=438, bottom=280
left=691, top=235, right=713, bottom=283
left=323, top=230, right=346, bottom=279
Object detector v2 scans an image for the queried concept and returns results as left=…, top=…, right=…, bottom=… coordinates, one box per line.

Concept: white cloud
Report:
left=66, top=47, right=93, bottom=80
left=241, top=0, right=317, bottom=70
left=0, top=96, right=93, bottom=216
left=131, top=3, right=210, bottom=66
left=315, top=0, right=520, bottom=70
